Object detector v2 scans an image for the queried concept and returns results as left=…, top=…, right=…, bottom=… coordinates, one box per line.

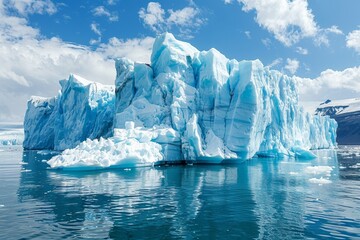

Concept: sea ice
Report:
left=0, top=128, right=24, bottom=146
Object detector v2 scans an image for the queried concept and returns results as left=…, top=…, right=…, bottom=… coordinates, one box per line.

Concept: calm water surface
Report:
left=0, top=145, right=360, bottom=239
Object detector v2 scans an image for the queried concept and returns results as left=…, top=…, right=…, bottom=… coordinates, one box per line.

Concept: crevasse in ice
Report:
left=24, top=33, right=337, bottom=169
left=23, top=74, right=115, bottom=151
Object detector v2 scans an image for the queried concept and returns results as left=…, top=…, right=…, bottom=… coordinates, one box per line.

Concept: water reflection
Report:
left=15, top=148, right=360, bottom=239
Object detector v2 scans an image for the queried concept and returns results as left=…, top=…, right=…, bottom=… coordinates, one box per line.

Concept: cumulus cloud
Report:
left=97, top=37, right=154, bottom=63
left=138, top=2, right=165, bottom=33
left=139, top=2, right=206, bottom=39
left=284, top=58, right=300, bottom=74
left=4, top=0, right=57, bottom=16
left=296, top=66, right=360, bottom=101
left=92, top=6, right=118, bottom=22
left=230, top=1, right=344, bottom=47
left=346, top=28, right=360, bottom=54
left=0, top=1, right=154, bottom=121
left=235, top=0, right=318, bottom=46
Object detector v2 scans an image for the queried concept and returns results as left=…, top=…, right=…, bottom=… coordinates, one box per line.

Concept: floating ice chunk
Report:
left=308, top=178, right=332, bottom=184
left=47, top=137, right=163, bottom=170
left=0, top=128, right=24, bottom=146
left=48, top=123, right=182, bottom=170
left=305, top=166, right=333, bottom=177
left=291, top=146, right=317, bottom=159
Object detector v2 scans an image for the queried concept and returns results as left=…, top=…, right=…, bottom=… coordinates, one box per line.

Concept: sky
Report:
left=1, top=0, right=360, bottom=122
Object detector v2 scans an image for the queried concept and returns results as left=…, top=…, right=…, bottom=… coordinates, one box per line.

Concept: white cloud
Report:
left=139, top=2, right=205, bottom=39
left=235, top=0, right=318, bottom=46
left=261, top=38, right=271, bottom=48
left=167, top=7, right=202, bottom=27
left=296, top=66, right=360, bottom=101
left=90, top=23, right=102, bottom=44
left=90, top=23, right=101, bottom=36
left=139, top=2, right=165, bottom=33
left=224, top=0, right=233, bottom=4
left=326, top=25, right=343, bottom=35
left=296, top=46, right=308, bottom=55
left=314, top=25, right=343, bottom=47
left=5, top=0, right=57, bottom=15
left=107, top=0, right=117, bottom=5
left=97, top=37, right=155, bottom=63
left=92, top=6, right=118, bottom=22
left=0, top=1, right=154, bottom=122
left=346, top=29, right=360, bottom=54
left=284, top=58, right=300, bottom=74
left=267, top=58, right=283, bottom=69
left=244, top=31, right=251, bottom=39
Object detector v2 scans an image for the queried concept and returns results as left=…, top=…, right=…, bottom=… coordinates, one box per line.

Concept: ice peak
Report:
left=69, top=74, right=93, bottom=86
left=151, top=32, right=199, bottom=68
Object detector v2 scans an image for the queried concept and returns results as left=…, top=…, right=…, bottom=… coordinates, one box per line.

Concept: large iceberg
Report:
left=25, top=33, right=337, bottom=169
left=23, top=74, right=115, bottom=151
left=112, top=33, right=337, bottom=161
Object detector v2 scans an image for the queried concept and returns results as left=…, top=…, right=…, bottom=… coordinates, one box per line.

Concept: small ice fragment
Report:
left=308, top=178, right=332, bottom=184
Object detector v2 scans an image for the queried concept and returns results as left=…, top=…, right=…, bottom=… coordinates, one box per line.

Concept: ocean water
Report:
left=0, top=145, right=360, bottom=239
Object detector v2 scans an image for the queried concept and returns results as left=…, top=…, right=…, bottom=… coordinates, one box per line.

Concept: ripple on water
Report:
left=0, top=147, right=360, bottom=239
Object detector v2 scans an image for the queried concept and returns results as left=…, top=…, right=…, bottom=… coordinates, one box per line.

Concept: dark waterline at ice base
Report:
left=0, top=145, right=360, bottom=239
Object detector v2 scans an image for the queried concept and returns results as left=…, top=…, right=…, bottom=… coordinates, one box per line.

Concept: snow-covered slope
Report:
left=315, top=98, right=360, bottom=144
left=24, top=74, right=115, bottom=150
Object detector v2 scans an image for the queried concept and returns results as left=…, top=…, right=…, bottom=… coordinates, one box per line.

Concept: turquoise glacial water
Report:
left=0, top=145, right=360, bottom=239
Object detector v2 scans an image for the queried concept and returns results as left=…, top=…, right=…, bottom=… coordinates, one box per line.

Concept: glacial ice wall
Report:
left=113, top=33, right=337, bottom=162
left=24, top=74, right=115, bottom=150
left=25, top=33, right=337, bottom=169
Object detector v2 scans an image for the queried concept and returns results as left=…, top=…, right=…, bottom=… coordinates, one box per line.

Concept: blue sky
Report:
left=0, top=0, right=360, bottom=121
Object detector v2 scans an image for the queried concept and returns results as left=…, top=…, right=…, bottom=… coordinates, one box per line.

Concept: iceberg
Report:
left=24, top=33, right=337, bottom=169
left=0, top=125, right=24, bottom=146
left=112, top=33, right=337, bottom=162
left=23, top=74, right=115, bottom=150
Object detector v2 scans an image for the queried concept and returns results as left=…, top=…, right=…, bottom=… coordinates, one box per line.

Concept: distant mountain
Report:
left=315, top=98, right=360, bottom=145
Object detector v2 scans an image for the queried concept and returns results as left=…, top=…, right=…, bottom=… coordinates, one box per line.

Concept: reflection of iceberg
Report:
left=13, top=148, right=360, bottom=238
left=18, top=150, right=263, bottom=239
left=246, top=150, right=344, bottom=238
left=24, top=33, right=337, bottom=169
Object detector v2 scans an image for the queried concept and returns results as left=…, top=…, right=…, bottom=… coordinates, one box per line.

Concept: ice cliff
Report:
left=315, top=98, right=360, bottom=144
left=23, top=74, right=115, bottom=150
left=24, top=33, right=337, bottom=169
